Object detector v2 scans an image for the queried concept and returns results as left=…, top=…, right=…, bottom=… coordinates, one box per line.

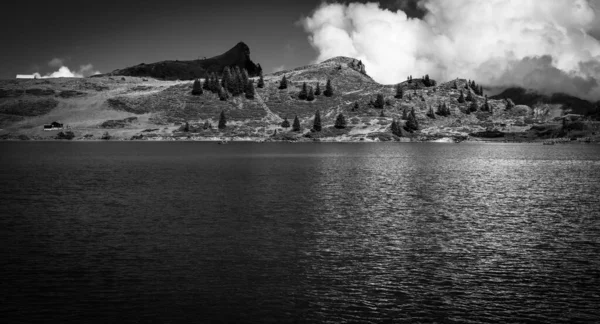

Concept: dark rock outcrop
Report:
left=109, top=42, right=262, bottom=80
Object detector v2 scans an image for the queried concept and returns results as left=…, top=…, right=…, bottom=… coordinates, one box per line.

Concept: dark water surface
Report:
left=1, top=142, right=600, bottom=323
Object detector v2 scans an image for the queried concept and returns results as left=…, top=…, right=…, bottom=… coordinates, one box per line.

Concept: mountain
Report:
left=105, top=42, right=262, bottom=80
left=490, top=87, right=596, bottom=115
left=1, top=56, right=599, bottom=143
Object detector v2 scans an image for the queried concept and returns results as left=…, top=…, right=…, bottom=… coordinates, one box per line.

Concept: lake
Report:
left=1, top=142, right=599, bottom=323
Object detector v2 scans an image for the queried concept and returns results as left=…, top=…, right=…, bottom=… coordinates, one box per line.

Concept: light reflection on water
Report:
left=1, top=142, right=599, bottom=323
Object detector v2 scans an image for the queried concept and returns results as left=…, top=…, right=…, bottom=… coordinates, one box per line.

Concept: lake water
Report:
left=1, top=142, right=600, bottom=323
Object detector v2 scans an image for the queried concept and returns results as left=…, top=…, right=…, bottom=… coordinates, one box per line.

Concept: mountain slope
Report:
left=2, top=56, right=599, bottom=142
left=106, top=42, right=262, bottom=80
left=490, top=87, right=596, bottom=115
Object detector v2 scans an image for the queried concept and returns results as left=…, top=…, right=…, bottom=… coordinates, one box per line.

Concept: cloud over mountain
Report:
left=301, top=0, right=600, bottom=101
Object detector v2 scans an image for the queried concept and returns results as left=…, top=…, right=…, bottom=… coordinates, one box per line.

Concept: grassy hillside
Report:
left=1, top=57, right=599, bottom=142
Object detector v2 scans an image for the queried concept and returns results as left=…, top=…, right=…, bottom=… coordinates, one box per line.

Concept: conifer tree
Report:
left=465, top=80, right=470, bottom=89
left=482, top=96, right=490, bottom=111
left=405, top=108, right=419, bottom=132
left=315, top=82, right=321, bottom=95
left=391, top=119, right=402, bottom=136
left=443, top=102, right=451, bottom=116
left=235, top=66, right=245, bottom=96
left=395, top=84, right=403, bottom=99
left=222, top=67, right=232, bottom=92
left=374, top=93, right=385, bottom=109
left=245, top=80, right=255, bottom=99
left=313, top=110, right=322, bottom=131
left=298, top=82, right=308, bottom=100
left=192, top=79, right=203, bottom=95
left=466, top=90, right=474, bottom=102
left=424, top=74, right=431, bottom=87
left=281, top=117, right=290, bottom=128
left=279, top=75, right=288, bottom=89
left=427, top=105, right=436, bottom=118
left=218, top=110, right=227, bottom=129
left=353, top=101, right=359, bottom=111
left=479, top=85, right=484, bottom=96
left=218, top=85, right=229, bottom=101
left=257, top=72, right=265, bottom=88
left=402, top=109, right=408, bottom=120
left=334, top=113, right=347, bottom=129
left=324, top=79, right=333, bottom=97
left=436, top=102, right=443, bottom=116
left=211, top=73, right=219, bottom=93
left=307, top=87, right=315, bottom=101
left=202, top=75, right=210, bottom=90
left=453, top=80, right=458, bottom=89
left=242, top=69, right=249, bottom=89
left=458, top=90, right=465, bottom=103
left=292, top=115, right=301, bottom=132
left=469, top=99, right=478, bottom=113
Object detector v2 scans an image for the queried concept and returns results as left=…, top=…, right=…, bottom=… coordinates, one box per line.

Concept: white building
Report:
left=16, top=74, right=39, bottom=79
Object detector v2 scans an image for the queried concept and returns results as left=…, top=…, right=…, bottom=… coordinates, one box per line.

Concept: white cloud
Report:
left=273, top=65, right=286, bottom=73
left=33, top=63, right=101, bottom=78
left=301, top=0, right=600, bottom=101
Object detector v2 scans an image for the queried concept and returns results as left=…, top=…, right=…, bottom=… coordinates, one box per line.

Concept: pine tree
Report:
left=469, top=99, right=478, bottom=113
left=299, top=82, right=308, bottom=100
left=281, top=117, right=290, bottom=128
left=324, top=79, right=333, bottom=97
left=458, top=90, right=465, bottom=103
left=391, top=119, right=402, bottom=136
left=427, top=105, right=435, bottom=118
left=313, top=110, right=322, bottom=131
left=235, top=66, right=245, bottom=96
left=424, top=74, right=431, bottom=87
left=334, top=113, right=347, bottom=129
left=192, top=79, right=203, bottom=95
left=482, top=96, right=490, bottom=111
left=245, top=80, right=255, bottom=99
left=222, top=67, right=232, bottom=93
left=218, top=110, right=227, bottom=129
left=466, top=90, right=473, bottom=102
left=211, top=73, right=219, bottom=93
left=353, top=101, right=359, bottom=111
left=279, top=75, right=288, bottom=89
left=202, top=75, right=210, bottom=90
left=402, top=109, right=408, bottom=120
left=374, top=93, right=385, bottom=109
left=307, top=87, right=315, bottom=101
left=443, top=102, right=451, bottom=116
left=479, top=85, right=484, bottom=96
left=465, top=80, right=470, bottom=89
left=292, top=116, right=301, bottom=132
left=218, top=85, right=228, bottom=101
left=315, top=83, right=321, bottom=95
left=395, top=84, right=403, bottom=99
left=182, top=121, right=190, bottom=132
left=241, top=69, right=249, bottom=90
left=436, top=102, right=443, bottom=116
left=257, top=72, right=265, bottom=88
left=405, top=108, right=419, bottom=132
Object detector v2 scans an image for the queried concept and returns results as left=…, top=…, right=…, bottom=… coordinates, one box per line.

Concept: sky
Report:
left=2, top=0, right=600, bottom=100
left=0, top=0, right=418, bottom=79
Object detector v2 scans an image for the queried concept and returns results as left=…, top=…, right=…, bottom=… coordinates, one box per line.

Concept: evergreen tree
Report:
left=402, top=109, right=408, bottom=120
left=395, top=84, right=403, bottom=99
left=374, top=93, right=385, bottom=109
left=427, top=105, right=436, bottom=118
left=235, top=66, right=245, bottom=96
left=281, top=117, right=290, bottom=128
left=182, top=121, right=190, bottom=132
left=424, top=74, right=431, bottom=87
left=222, top=67, right=232, bottom=92
left=298, top=82, right=308, bottom=100
left=292, top=116, right=301, bottom=132
left=257, top=72, right=265, bottom=88
left=465, top=80, right=470, bottom=89
left=211, top=73, right=219, bottom=93
left=315, top=83, right=321, bottom=95
left=245, top=80, right=255, bottom=99
left=469, top=99, right=478, bottom=113
left=453, top=80, right=458, bottom=89
left=436, top=102, right=444, bottom=116
left=353, top=101, right=359, bottom=111
left=279, top=75, right=288, bottom=89
left=218, top=110, right=227, bottom=129
left=218, top=85, right=228, bottom=101
left=334, top=113, right=347, bottom=129
left=405, top=108, right=419, bottom=132
left=391, top=119, right=402, bottom=136
left=443, top=102, right=451, bottom=116
left=324, top=79, right=333, bottom=97
left=458, top=90, right=465, bottom=103
left=479, top=85, right=484, bottom=96
left=313, top=110, right=322, bottom=131
left=482, top=96, right=490, bottom=112
left=203, top=120, right=211, bottom=130
left=241, top=69, right=249, bottom=90
left=466, top=90, right=474, bottom=102
left=505, top=98, right=515, bottom=110
left=307, top=87, right=315, bottom=101
left=192, top=79, right=203, bottom=95
left=202, top=75, right=210, bottom=90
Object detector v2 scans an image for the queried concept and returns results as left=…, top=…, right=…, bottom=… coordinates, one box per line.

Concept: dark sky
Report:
left=0, top=0, right=423, bottom=79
